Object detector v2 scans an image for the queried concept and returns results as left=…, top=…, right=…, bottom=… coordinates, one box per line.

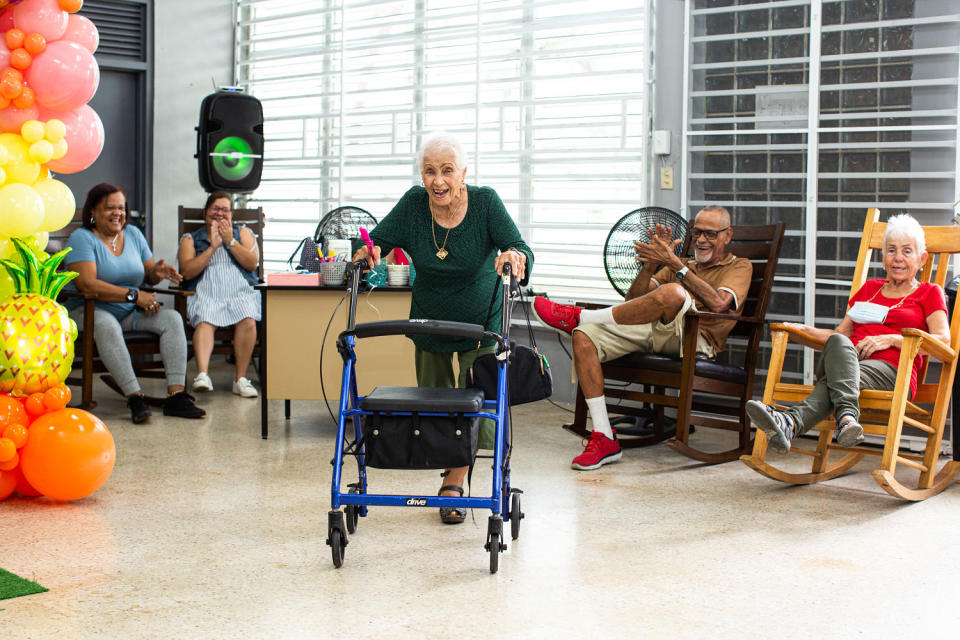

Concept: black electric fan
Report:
left=287, top=206, right=378, bottom=270
left=316, top=206, right=379, bottom=255
left=603, top=206, right=688, bottom=297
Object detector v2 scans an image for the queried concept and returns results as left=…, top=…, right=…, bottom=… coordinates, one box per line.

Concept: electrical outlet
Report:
left=660, top=167, right=674, bottom=190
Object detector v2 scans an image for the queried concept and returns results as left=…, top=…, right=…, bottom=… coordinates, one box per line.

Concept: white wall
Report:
left=152, top=0, right=234, bottom=263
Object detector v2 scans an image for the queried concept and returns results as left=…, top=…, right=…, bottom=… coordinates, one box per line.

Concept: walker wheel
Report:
left=485, top=515, right=505, bottom=574
left=509, top=492, right=524, bottom=541
left=345, top=505, right=359, bottom=534
left=329, top=529, right=345, bottom=568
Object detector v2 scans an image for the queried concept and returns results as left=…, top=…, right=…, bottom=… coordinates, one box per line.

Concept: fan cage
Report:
left=603, top=207, right=688, bottom=298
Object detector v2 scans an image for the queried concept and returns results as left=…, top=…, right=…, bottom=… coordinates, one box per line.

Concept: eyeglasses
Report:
left=691, top=226, right=728, bottom=240
left=209, top=206, right=231, bottom=213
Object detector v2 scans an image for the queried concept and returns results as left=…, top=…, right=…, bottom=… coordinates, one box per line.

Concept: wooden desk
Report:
left=258, top=284, right=416, bottom=437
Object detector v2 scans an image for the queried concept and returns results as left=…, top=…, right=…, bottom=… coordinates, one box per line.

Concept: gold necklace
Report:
left=868, top=279, right=918, bottom=311
left=431, top=213, right=452, bottom=260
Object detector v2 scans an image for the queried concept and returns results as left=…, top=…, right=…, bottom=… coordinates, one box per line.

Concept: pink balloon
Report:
left=0, top=38, right=9, bottom=70
left=39, top=104, right=103, bottom=174
left=25, top=39, right=99, bottom=112
left=0, top=102, right=39, bottom=133
left=62, top=13, right=98, bottom=54
left=13, top=0, right=68, bottom=42
left=0, top=10, right=14, bottom=32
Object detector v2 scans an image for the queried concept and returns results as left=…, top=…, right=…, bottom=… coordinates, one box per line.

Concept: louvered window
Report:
left=235, top=0, right=651, bottom=300
left=683, top=0, right=960, bottom=390
left=80, top=0, right=147, bottom=61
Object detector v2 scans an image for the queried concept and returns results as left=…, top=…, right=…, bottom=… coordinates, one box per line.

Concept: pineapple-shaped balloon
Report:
left=0, top=238, right=78, bottom=396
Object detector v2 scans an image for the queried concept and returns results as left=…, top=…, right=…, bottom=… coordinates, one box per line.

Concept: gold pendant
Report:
left=436, top=248, right=448, bottom=260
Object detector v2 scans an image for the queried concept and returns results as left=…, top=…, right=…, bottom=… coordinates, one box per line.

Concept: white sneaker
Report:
left=192, top=372, right=213, bottom=392
left=232, top=377, right=258, bottom=398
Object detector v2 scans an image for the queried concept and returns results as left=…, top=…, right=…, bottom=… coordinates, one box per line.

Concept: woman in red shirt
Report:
left=747, top=214, right=950, bottom=453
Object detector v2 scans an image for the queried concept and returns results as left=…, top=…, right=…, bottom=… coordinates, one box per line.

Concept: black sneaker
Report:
left=127, top=394, right=152, bottom=424
left=163, top=391, right=206, bottom=419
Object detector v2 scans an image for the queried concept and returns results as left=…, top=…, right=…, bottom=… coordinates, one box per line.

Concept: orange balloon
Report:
left=12, top=85, right=34, bottom=109
left=0, top=468, right=15, bottom=500
left=0, top=451, right=18, bottom=470
left=43, top=385, right=71, bottom=411
left=0, top=96, right=9, bottom=110
left=24, top=33, right=46, bottom=56
left=59, top=0, right=84, bottom=13
left=13, top=465, right=40, bottom=496
left=20, top=408, right=115, bottom=501
left=1, top=67, right=22, bottom=84
left=10, top=48, right=31, bottom=71
left=2, top=423, right=28, bottom=448
left=0, top=77, right=21, bottom=100
left=5, top=28, right=24, bottom=50
left=25, top=393, right=47, bottom=417
left=0, top=436, right=16, bottom=461
left=0, top=394, right=29, bottom=429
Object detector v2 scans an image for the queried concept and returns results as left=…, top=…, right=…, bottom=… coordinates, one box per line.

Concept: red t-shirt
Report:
left=847, top=279, right=948, bottom=398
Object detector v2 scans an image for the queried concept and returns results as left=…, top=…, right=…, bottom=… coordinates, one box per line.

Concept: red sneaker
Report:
left=533, top=296, right=582, bottom=335
left=571, top=430, right=622, bottom=470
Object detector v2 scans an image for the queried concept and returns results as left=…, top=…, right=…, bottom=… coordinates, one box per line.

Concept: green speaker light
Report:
left=212, top=136, right=255, bottom=181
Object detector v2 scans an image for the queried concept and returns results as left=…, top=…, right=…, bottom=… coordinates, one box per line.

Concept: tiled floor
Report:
left=2, top=361, right=960, bottom=638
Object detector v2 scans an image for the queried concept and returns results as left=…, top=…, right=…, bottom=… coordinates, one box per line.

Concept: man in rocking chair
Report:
left=533, top=205, right=752, bottom=470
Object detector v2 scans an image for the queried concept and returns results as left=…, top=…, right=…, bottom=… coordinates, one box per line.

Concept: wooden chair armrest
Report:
left=902, top=328, right=956, bottom=362
left=58, top=290, right=97, bottom=300
left=769, top=322, right=827, bottom=350
left=142, top=285, right=194, bottom=297
left=694, top=309, right=763, bottom=324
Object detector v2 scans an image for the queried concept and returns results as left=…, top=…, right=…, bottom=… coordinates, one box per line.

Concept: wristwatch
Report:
left=675, top=266, right=689, bottom=282
left=125, top=288, right=138, bottom=303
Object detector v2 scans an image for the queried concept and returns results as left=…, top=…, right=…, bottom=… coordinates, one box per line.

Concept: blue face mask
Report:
left=848, top=301, right=888, bottom=325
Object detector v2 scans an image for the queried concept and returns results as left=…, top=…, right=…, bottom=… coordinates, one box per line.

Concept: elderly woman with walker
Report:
left=353, top=131, right=534, bottom=524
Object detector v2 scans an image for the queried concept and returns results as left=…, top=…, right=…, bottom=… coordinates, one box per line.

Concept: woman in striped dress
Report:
left=177, top=192, right=261, bottom=398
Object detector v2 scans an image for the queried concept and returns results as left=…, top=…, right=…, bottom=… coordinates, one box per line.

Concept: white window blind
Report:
left=234, top=0, right=651, bottom=301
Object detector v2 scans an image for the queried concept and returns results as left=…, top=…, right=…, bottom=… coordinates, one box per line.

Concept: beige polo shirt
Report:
left=651, top=253, right=753, bottom=354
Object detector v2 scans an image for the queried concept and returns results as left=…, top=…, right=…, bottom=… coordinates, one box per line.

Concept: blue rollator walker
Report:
left=327, top=261, right=523, bottom=573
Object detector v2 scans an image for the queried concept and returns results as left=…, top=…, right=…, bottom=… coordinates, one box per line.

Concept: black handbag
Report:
left=287, top=236, right=323, bottom=271
left=467, top=276, right=553, bottom=405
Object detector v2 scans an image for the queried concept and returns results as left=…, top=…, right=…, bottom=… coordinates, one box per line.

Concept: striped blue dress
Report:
left=184, top=234, right=262, bottom=327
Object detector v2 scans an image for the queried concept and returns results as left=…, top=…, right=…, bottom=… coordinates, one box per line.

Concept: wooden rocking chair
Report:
left=740, top=209, right=960, bottom=501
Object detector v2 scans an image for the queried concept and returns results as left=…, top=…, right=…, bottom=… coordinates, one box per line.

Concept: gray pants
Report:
left=69, top=306, right=188, bottom=396
left=785, top=333, right=898, bottom=433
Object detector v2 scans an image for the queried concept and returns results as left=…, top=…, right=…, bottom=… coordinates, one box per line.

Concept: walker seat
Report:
left=360, top=386, right=484, bottom=470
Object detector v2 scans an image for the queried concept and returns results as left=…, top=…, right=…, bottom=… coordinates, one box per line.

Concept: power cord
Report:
left=318, top=289, right=349, bottom=426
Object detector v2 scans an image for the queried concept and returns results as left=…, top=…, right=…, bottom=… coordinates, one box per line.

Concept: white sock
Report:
left=585, top=396, right=614, bottom=439
left=579, top=306, right=616, bottom=326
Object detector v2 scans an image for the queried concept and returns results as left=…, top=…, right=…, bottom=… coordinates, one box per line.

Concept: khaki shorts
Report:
left=573, top=290, right=715, bottom=363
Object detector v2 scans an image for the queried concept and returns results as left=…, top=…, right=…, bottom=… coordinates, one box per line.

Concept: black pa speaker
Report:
left=196, top=91, right=264, bottom=193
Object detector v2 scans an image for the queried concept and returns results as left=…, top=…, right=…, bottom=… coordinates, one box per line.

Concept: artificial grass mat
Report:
left=0, top=568, right=47, bottom=600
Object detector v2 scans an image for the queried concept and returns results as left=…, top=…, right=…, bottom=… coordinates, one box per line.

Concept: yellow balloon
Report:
left=0, top=183, right=44, bottom=237
left=34, top=179, right=76, bottom=233
left=0, top=144, right=8, bottom=167
left=51, top=138, right=67, bottom=160
left=0, top=134, right=40, bottom=186
left=29, top=140, right=54, bottom=164
left=21, top=120, right=44, bottom=144
left=44, top=119, right=66, bottom=143
left=0, top=236, right=11, bottom=260
left=0, top=167, right=6, bottom=186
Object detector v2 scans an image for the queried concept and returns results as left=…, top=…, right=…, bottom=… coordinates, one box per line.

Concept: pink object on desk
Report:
left=393, top=248, right=410, bottom=265
left=266, top=272, right=320, bottom=286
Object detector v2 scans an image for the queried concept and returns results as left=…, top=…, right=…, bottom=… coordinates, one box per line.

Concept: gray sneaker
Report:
left=835, top=417, right=864, bottom=448
left=746, top=400, right=796, bottom=454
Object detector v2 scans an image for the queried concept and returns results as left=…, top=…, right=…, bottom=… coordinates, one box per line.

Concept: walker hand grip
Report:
left=340, top=319, right=505, bottom=349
